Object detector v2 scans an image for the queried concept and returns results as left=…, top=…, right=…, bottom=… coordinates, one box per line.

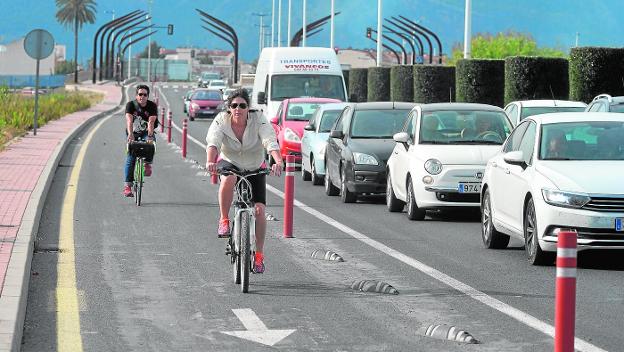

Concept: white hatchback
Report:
left=386, top=103, right=513, bottom=220
left=481, top=112, right=624, bottom=265
left=504, top=100, right=586, bottom=126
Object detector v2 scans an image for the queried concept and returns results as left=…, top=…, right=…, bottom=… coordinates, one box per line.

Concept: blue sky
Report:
left=1, top=0, right=623, bottom=66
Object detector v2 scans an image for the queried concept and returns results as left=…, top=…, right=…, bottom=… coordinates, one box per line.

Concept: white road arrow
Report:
left=221, top=308, right=296, bottom=346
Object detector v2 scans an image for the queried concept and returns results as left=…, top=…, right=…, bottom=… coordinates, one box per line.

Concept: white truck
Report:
left=251, top=47, right=348, bottom=119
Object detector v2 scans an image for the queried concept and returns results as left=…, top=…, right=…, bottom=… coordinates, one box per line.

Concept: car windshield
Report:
left=610, top=103, right=624, bottom=112
left=210, top=80, right=225, bottom=86
left=540, top=121, right=624, bottom=160
left=520, top=106, right=585, bottom=120
left=319, top=110, right=341, bottom=132
left=286, top=103, right=322, bottom=121
left=271, top=74, right=345, bottom=101
left=202, top=73, right=220, bottom=80
left=419, top=110, right=512, bottom=144
left=192, top=90, right=222, bottom=100
left=350, top=109, right=410, bottom=138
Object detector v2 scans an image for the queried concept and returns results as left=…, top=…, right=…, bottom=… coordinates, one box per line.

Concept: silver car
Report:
left=301, top=103, right=347, bottom=185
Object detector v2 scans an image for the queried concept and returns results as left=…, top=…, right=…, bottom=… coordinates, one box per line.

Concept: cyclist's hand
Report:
left=271, top=162, right=283, bottom=177
left=127, top=134, right=135, bottom=143
left=147, top=135, right=155, bottom=143
left=206, top=161, right=218, bottom=175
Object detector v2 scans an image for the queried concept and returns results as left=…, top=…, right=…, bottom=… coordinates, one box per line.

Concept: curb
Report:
left=0, top=84, right=129, bottom=352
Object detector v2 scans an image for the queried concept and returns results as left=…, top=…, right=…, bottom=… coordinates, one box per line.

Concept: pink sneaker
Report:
left=144, top=163, right=152, bottom=177
left=217, top=219, right=230, bottom=238
left=123, top=185, right=134, bottom=197
left=253, top=260, right=265, bottom=274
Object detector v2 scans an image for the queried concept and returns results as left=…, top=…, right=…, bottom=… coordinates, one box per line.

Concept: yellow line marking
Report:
left=57, top=116, right=110, bottom=352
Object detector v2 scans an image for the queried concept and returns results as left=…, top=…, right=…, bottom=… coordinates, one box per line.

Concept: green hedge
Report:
left=342, top=69, right=350, bottom=97
left=569, top=47, right=624, bottom=103
left=367, top=67, right=391, bottom=102
left=456, top=59, right=505, bottom=107
left=504, top=56, right=569, bottom=104
left=390, top=66, right=414, bottom=102
left=413, top=65, right=456, bottom=103
left=348, top=68, right=368, bottom=102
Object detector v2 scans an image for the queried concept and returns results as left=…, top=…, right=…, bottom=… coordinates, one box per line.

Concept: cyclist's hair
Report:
left=226, top=88, right=250, bottom=107
left=136, top=84, right=150, bottom=95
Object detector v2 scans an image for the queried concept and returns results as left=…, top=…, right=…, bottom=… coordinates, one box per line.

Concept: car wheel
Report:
left=524, top=198, right=555, bottom=266
left=301, top=162, right=312, bottom=181
left=406, top=179, right=426, bottom=220
left=311, top=158, right=323, bottom=185
left=340, top=165, right=357, bottom=203
left=481, top=188, right=510, bottom=249
left=386, top=172, right=405, bottom=212
left=189, top=115, right=195, bottom=121
left=324, top=164, right=339, bottom=196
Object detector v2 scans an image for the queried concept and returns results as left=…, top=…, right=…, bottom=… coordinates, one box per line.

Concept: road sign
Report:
left=24, top=29, right=54, bottom=60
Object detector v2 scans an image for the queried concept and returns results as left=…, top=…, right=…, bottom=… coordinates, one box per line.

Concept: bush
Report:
left=342, top=69, right=350, bottom=96
left=504, top=56, right=569, bottom=104
left=413, top=65, right=456, bottom=103
left=390, top=66, right=414, bottom=102
left=367, top=67, right=391, bottom=102
left=456, top=59, right=505, bottom=107
left=348, top=68, right=368, bottom=102
left=569, top=47, right=624, bottom=103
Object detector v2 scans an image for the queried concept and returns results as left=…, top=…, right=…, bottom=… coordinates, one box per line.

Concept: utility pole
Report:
left=277, top=0, right=282, bottom=47
left=302, top=0, right=307, bottom=47
left=287, top=0, right=292, bottom=47
left=376, top=0, right=382, bottom=66
left=330, top=0, right=335, bottom=49
left=463, top=0, right=472, bottom=58
left=253, top=13, right=267, bottom=55
left=271, top=0, right=275, bottom=47
left=575, top=32, right=580, bottom=47
left=147, top=0, right=153, bottom=82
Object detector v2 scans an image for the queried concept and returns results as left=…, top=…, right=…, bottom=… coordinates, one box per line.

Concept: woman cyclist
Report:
left=206, top=88, right=283, bottom=273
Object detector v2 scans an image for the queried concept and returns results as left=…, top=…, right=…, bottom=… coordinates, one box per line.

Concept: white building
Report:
left=0, top=37, right=65, bottom=75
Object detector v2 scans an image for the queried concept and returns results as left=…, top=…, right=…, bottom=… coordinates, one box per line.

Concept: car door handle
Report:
left=504, top=167, right=510, bottom=174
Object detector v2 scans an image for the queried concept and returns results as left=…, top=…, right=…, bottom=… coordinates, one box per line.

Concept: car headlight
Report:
left=424, top=158, right=443, bottom=175
left=353, top=152, right=378, bottom=165
left=191, top=103, right=200, bottom=110
left=284, top=128, right=301, bottom=142
left=541, top=189, right=590, bottom=208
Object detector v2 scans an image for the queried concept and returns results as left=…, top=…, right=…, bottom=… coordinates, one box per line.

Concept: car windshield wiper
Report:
left=454, top=140, right=502, bottom=144
left=272, top=96, right=292, bottom=100
left=420, top=140, right=451, bottom=144
left=544, top=157, right=573, bottom=160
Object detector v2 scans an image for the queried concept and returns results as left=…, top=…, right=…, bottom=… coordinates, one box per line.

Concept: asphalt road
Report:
left=20, top=84, right=624, bottom=352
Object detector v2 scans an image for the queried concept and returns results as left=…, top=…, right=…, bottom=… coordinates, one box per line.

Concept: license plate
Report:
left=458, top=183, right=481, bottom=193
left=616, top=218, right=623, bottom=232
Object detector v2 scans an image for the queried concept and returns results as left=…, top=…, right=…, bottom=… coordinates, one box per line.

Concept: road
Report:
left=20, top=84, right=624, bottom=352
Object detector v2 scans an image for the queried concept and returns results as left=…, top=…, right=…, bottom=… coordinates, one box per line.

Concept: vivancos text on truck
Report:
left=251, top=47, right=348, bottom=121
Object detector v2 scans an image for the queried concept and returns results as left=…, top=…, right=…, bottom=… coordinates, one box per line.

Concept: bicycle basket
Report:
left=128, top=141, right=155, bottom=159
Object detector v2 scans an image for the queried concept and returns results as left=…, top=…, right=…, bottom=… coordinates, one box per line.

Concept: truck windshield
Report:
left=271, top=74, right=345, bottom=101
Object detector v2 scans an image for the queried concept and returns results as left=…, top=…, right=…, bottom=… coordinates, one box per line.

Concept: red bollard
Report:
left=283, top=155, right=295, bottom=238
left=155, top=96, right=159, bottom=107
left=182, top=118, right=188, bottom=158
left=160, top=107, right=165, bottom=133
left=554, top=229, right=577, bottom=352
left=167, top=111, right=172, bottom=143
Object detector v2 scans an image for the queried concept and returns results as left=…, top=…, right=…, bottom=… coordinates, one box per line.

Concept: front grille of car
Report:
left=547, top=226, right=624, bottom=244
left=583, top=197, right=624, bottom=212
left=435, top=192, right=480, bottom=203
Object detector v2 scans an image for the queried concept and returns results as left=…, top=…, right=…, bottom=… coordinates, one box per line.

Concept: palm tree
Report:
left=55, top=0, right=97, bottom=83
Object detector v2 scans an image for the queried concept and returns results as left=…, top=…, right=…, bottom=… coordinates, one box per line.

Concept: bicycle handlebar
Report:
left=217, top=168, right=270, bottom=178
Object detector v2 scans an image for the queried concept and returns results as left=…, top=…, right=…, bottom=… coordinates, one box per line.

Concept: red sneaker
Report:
left=217, top=219, right=230, bottom=238
left=144, top=163, right=152, bottom=177
left=123, top=185, right=134, bottom=197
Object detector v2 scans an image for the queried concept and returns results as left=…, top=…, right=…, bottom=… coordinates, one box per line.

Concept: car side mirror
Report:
left=329, top=130, right=344, bottom=139
left=257, top=91, right=266, bottom=105
left=304, top=124, right=314, bottom=131
left=393, top=132, right=410, bottom=150
left=270, top=116, right=279, bottom=125
left=503, top=150, right=527, bottom=168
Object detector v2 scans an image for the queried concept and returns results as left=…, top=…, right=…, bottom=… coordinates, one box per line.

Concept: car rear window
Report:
left=193, top=91, right=222, bottom=100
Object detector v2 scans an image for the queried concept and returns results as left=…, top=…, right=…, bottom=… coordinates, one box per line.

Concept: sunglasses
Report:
left=230, top=103, right=248, bottom=109
left=137, top=93, right=148, bottom=97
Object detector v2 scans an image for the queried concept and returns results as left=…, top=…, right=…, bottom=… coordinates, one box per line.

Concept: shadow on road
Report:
left=578, top=249, right=624, bottom=271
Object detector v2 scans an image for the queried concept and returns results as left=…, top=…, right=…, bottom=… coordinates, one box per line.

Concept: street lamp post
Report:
left=376, top=0, right=382, bottom=66
left=277, top=0, right=282, bottom=47
left=330, top=0, right=335, bottom=49
left=271, top=0, right=275, bottom=47
left=302, top=0, right=307, bottom=47
left=252, top=13, right=267, bottom=55
left=463, top=0, right=471, bottom=58
left=147, top=0, right=153, bottom=83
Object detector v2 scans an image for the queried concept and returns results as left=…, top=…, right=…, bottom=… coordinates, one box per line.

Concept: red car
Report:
left=270, top=97, right=341, bottom=164
left=188, top=89, right=223, bottom=121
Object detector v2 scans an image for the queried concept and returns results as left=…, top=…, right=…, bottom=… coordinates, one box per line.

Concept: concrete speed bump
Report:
left=420, top=324, right=478, bottom=344
left=350, top=280, right=398, bottom=295
left=311, top=249, right=344, bottom=262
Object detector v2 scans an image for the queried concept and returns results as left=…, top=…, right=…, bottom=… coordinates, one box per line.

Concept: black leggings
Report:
left=217, top=160, right=267, bottom=205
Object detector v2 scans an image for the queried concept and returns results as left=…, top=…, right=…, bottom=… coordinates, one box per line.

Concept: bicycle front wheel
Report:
left=239, top=212, right=251, bottom=293
left=135, top=158, right=143, bottom=206
left=232, top=218, right=241, bottom=284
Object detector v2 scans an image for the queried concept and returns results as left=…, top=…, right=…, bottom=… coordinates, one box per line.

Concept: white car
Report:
left=301, top=102, right=347, bottom=184
left=222, top=88, right=236, bottom=101
left=386, top=103, right=513, bottom=220
left=481, top=112, right=624, bottom=265
left=504, top=100, right=586, bottom=126
left=208, top=79, right=227, bottom=91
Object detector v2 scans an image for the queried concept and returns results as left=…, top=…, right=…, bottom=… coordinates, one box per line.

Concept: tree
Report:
left=198, top=56, right=213, bottom=65
left=448, top=32, right=566, bottom=66
left=138, top=41, right=166, bottom=59
left=55, top=0, right=97, bottom=83
left=55, top=60, right=76, bottom=74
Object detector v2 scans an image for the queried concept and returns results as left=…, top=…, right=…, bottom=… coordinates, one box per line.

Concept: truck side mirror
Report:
left=257, top=92, right=266, bottom=105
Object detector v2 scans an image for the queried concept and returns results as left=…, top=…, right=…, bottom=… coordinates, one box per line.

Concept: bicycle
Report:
left=217, top=168, right=270, bottom=293
left=127, top=140, right=155, bottom=206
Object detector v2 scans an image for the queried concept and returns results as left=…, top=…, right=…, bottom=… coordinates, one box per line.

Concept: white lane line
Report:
left=164, top=89, right=606, bottom=352
left=156, top=87, right=206, bottom=148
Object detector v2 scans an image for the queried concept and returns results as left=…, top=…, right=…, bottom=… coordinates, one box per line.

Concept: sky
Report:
left=1, top=0, right=624, bottom=67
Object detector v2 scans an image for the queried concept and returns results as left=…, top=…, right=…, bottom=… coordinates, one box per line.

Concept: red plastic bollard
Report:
left=160, top=107, right=165, bottom=133
left=182, top=118, right=188, bottom=158
left=283, top=155, right=295, bottom=238
left=155, top=96, right=159, bottom=107
left=167, top=111, right=172, bottom=143
left=554, top=229, right=577, bottom=352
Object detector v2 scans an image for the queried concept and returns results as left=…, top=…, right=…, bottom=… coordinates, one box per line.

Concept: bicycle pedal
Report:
left=225, top=244, right=232, bottom=255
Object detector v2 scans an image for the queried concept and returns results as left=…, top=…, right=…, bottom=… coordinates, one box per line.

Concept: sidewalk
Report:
left=0, top=82, right=124, bottom=352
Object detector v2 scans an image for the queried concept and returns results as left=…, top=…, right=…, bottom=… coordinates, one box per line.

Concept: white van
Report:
left=251, top=47, right=348, bottom=120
